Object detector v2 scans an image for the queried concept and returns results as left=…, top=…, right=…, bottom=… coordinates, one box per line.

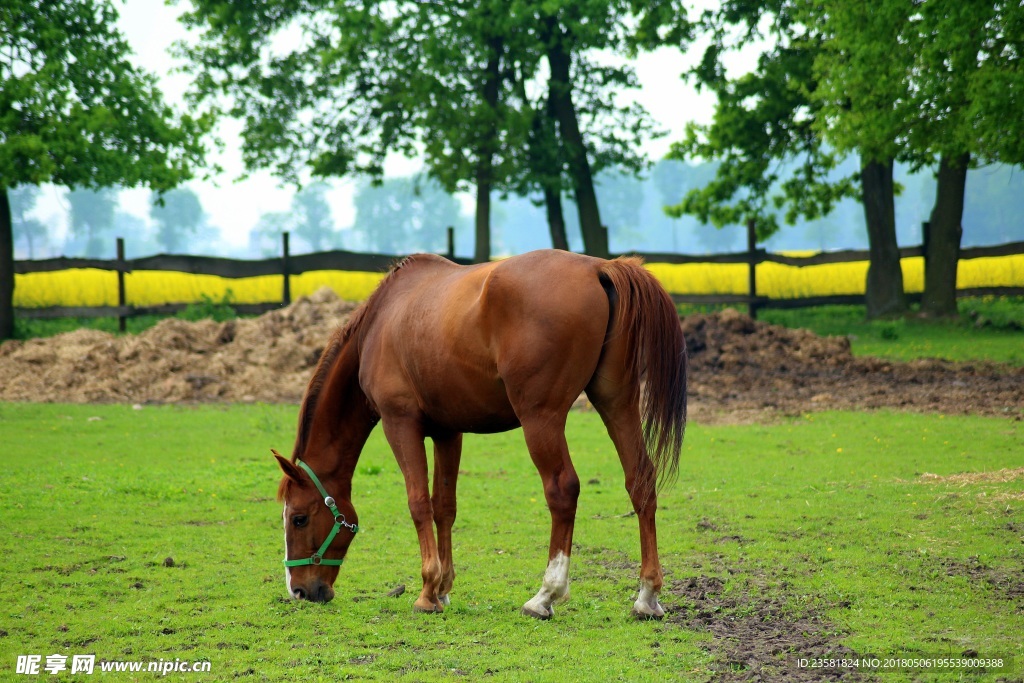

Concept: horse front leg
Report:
left=520, top=417, right=580, bottom=620
left=431, top=432, right=463, bottom=607
left=382, top=418, right=445, bottom=613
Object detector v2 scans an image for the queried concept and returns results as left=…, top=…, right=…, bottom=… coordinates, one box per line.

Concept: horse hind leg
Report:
left=519, top=414, right=580, bottom=620
left=431, top=432, right=462, bottom=607
left=587, top=383, right=666, bottom=620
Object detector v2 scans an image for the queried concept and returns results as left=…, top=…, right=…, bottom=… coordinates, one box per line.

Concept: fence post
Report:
left=282, top=231, right=291, bottom=307
left=116, top=237, right=127, bottom=332
left=446, top=226, right=455, bottom=261
left=746, top=219, right=758, bottom=319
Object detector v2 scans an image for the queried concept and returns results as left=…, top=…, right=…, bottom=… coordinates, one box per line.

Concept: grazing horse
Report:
left=275, top=249, right=687, bottom=619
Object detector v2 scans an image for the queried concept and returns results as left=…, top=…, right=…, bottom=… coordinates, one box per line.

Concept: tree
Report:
left=594, top=171, right=645, bottom=249
left=8, top=186, right=48, bottom=259
left=0, top=0, right=209, bottom=338
left=180, top=0, right=517, bottom=263
left=250, top=211, right=292, bottom=258
left=649, top=0, right=913, bottom=318
left=532, top=3, right=668, bottom=258
left=67, top=187, right=118, bottom=257
left=509, top=50, right=660, bottom=255
left=291, top=183, right=336, bottom=252
left=179, top=0, right=657, bottom=262
left=249, top=184, right=337, bottom=256
left=809, top=0, right=1024, bottom=316
left=150, top=187, right=204, bottom=254
left=350, top=176, right=463, bottom=255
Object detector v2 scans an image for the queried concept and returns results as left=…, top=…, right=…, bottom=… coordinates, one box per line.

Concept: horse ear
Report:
left=272, top=449, right=303, bottom=482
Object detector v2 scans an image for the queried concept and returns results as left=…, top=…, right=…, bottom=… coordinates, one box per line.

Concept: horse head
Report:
left=274, top=451, right=359, bottom=603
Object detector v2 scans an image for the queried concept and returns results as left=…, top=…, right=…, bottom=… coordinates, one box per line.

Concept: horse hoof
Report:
left=521, top=605, right=553, bottom=620
left=631, top=608, right=664, bottom=621
left=520, top=602, right=552, bottom=622
left=413, top=601, right=443, bottom=614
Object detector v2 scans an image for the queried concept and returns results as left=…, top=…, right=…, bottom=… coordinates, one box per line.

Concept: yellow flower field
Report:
left=14, top=270, right=386, bottom=308
left=13, top=254, right=1024, bottom=308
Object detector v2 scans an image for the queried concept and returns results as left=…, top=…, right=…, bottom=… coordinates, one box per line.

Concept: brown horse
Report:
left=274, top=249, right=687, bottom=619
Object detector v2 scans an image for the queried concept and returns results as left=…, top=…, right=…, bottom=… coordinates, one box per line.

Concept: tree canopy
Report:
left=0, top=0, right=211, bottom=338
left=178, top=0, right=659, bottom=260
left=0, top=0, right=209, bottom=190
left=650, top=0, right=1024, bottom=317
left=662, top=1, right=857, bottom=241
left=808, top=0, right=1024, bottom=314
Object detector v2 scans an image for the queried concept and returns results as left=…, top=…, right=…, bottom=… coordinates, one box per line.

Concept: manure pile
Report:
left=0, top=288, right=356, bottom=404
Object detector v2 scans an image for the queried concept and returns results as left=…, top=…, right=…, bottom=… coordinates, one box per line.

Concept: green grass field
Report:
left=1, top=403, right=1022, bottom=681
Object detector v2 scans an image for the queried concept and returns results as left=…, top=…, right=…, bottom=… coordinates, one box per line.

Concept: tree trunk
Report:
left=922, top=152, right=970, bottom=317
left=542, top=87, right=569, bottom=251
left=544, top=186, right=569, bottom=250
left=545, top=22, right=608, bottom=259
left=0, top=186, right=14, bottom=340
left=473, top=40, right=502, bottom=264
left=860, top=157, right=907, bottom=319
left=474, top=168, right=492, bottom=263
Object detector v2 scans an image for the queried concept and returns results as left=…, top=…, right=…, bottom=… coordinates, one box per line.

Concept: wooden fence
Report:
left=13, top=224, right=1024, bottom=326
left=14, top=230, right=469, bottom=330
left=651, top=221, right=1024, bottom=316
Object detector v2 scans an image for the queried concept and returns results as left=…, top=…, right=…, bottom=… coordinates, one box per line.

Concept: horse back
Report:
left=357, top=251, right=612, bottom=432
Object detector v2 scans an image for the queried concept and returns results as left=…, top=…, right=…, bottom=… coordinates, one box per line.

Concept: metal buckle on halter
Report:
left=324, top=496, right=335, bottom=508
left=335, top=513, right=358, bottom=533
left=311, top=554, right=322, bottom=566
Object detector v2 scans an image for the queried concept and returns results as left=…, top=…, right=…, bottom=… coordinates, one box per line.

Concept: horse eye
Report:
left=291, top=515, right=308, bottom=528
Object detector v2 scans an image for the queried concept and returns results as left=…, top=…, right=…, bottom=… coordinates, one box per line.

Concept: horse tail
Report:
left=598, top=257, right=687, bottom=490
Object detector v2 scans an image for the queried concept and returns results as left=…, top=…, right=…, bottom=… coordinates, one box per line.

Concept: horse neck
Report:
left=299, top=336, right=377, bottom=500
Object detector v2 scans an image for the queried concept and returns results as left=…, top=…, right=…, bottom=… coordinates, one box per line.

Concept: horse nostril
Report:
left=314, top=584, right=334, bottom=603
left=292, top=587, right=307, bottom=600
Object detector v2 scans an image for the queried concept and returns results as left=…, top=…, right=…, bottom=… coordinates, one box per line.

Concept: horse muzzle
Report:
left=291, top=579, right=334, bottom=603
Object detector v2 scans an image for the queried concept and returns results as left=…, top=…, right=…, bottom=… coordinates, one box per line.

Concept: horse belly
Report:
left=415, top=362, right=521, bottom=435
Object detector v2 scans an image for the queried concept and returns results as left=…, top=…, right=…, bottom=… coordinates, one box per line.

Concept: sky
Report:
left=33, top=1, right=757, bottom=255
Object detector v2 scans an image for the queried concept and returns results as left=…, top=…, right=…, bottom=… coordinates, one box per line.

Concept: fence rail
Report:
left=13, top=227, right=1024, bottom=325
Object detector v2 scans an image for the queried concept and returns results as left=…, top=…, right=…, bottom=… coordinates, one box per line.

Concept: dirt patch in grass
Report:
left=1, top=300, right=1022, bottom=421
left=941, top=556, right=1024, bottom=604
left=666, top=575, right=866, bottom=681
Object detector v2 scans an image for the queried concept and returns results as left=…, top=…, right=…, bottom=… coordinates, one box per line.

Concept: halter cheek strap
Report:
left=283, top=459, right=359, bottom=568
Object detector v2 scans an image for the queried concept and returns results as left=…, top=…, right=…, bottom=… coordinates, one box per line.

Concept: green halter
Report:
left=283, top=459, right=359, bottom=568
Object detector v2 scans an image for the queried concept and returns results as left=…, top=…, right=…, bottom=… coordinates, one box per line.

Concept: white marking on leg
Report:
left=283, top=508, right=295, bottom=599
left=523, top=551, right=570, bottom=618
left=632, top=578, right=664, bottom=618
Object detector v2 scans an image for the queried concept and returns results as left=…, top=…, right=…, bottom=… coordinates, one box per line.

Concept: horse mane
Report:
left=285, top=255, right=434, bottom=478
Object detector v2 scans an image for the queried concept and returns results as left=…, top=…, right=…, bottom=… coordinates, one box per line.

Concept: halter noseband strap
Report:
left=283, top=459, right=359, bottom=568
